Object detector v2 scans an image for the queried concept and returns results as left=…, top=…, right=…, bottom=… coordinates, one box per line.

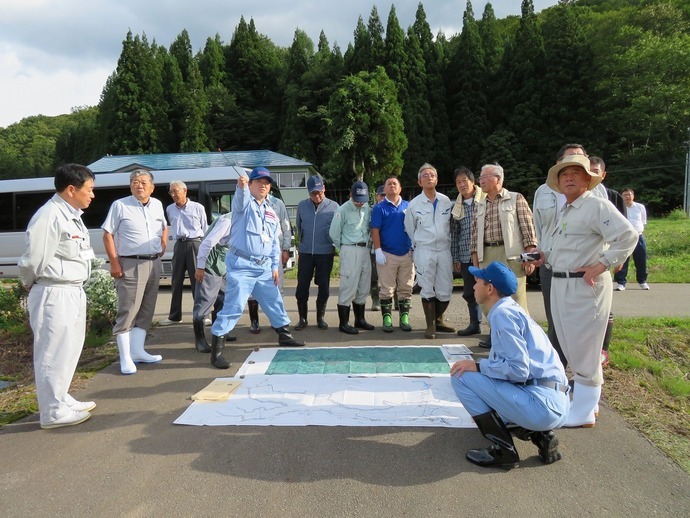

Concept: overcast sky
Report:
left=0, top=1, right=558, bottom=128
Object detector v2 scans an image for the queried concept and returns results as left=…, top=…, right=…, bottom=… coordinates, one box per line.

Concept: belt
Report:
left=344, top=242, right=368, bottom=247
left=552, top=271, right=585, bottom=278
left=484, top=241, right=504, bottom=247
left=229, top=247, right=269, bottom=266
left=120, top=255, right=159, bottom=260
left=177, top=236, right=202, bottom=242
left=517, top=379, right=570, bottom=394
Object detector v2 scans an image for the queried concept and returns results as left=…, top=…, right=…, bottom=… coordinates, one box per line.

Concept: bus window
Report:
left=0, top=193, right=12, bottom=231
left=16, top=192, right=53, bottom=231
left=210, top=193, right=232, bottom=221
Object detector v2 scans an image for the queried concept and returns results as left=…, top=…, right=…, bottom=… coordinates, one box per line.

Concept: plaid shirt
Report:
left=450, top=198, right=476, bottom=264
left=471, top=190, right=537, bottom=253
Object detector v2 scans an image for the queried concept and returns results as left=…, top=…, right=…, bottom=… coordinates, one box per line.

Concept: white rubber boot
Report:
left=129, top=327, right=162, bottom=363
left=563, top=382, right=601, bottom=428
left=117, top=331, right=136, bottom=375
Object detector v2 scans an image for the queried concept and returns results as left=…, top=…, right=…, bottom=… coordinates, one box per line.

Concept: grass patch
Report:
left=604, top=316, right=690, bottom=473
left=0, top=327, right=118, bottom=426
left=643, top=216, right=690, bottom=283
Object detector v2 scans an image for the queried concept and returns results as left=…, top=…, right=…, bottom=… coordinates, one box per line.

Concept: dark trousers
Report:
left=460, top=261, right=481, bottom=323
left=539, top=265, right=567, bottom=368
left=614, top=234, right=648, bottom=285
left=295, top=253, right=335, bottom=304
left=168, top=240, right=200, bottom=321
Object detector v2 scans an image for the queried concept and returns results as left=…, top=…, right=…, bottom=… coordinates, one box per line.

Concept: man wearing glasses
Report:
left=294, top=175, right=339, bottom=330
left=470, top=163, right=538, bottom=348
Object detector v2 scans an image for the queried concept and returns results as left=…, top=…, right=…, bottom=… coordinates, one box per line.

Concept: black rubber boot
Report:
left=353, top=303, right=374, bottom=330
left=510, top=426, right=562, bottom=465
left=370, top=286, right=381, bottom=311
left=435, top=299, right=456, bottom=333
left=380, top=299, right=394, bottom=333
left=193, top=319, right=212, bottom=353
left=316, top=300, right=329, bottom=330
left=466, top=411, right=520, bottom=470
left=421, top=297, right=436, bottom=339
left=295, top=300, right=308, bottom=331
left=274, top=326, right=305, bottom=347
left=210, top=334, right=230, bottom=369
left=248, top=299, right=260, bottom=334
left=398, top=299, right=412, bottom=332
left=457, top=301, right=481, bottom=336
left=337, top=305, right=358, bottom=335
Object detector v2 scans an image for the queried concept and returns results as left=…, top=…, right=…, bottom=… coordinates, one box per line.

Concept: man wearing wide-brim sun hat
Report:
left=530, top=154, right=637, bottom=428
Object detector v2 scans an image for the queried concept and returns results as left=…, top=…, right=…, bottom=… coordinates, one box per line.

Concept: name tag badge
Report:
left=80, top=248, right=96, bottom=260
left=261, top=233, right=270, bottom=243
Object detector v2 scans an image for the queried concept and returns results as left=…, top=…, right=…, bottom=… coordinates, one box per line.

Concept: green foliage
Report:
left=83, top=259, right=118, bottom=333
left=644, top=216, right=690, bottom=282
left=325, top=66, right=407, bottom=187
left=0, top=280, right=27, bottom=330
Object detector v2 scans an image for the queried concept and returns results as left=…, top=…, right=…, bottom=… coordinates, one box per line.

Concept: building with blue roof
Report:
left=88, top=150, right=318, bottom=217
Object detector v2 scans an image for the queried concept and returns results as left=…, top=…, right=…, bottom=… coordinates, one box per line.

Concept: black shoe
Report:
left=295, top=300, right=308, bottom=331
left=478, top=337, right=492, bottom=349
left=457, top=323, right=481, bottom=336
left=210, top=335, right=230, bottom=369
left=337, top=305, right=359, bottom=335
left=316, top=300, right=329, bottom=330
left=531, top=430, right=562, bottom=464
left=193, top=319, right=211, bottom=353
left=248, top=300, right=260, bottom=334
left=467, top=411, right=520, bottom=470
left=275, top=326, right=305, bottom=347
left=353, top=303, right=375, bottom=330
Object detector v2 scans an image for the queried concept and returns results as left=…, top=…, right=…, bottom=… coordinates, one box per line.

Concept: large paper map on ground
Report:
left=174, top=346, right=475, bottom=428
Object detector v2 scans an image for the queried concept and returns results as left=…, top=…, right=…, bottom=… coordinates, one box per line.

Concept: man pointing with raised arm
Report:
left=208, top=167, right=303, bottom=369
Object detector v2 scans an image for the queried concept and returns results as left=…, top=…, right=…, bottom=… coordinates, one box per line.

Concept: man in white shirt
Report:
left=102, top=169, right=168, bottom=375
left=19, top=164, right=97, bottom=429
left=614, top=187, right=649, bottom=290
left=161, top=181, right=208, bottom=325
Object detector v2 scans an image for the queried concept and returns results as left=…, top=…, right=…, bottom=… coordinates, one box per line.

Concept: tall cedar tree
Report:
left=446, top=1, right=489, bottom=172
left=199, top=35, right=236, bottom=149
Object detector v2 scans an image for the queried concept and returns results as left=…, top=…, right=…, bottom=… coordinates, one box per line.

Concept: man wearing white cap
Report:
left=451, top=261, right=569, bottom=469
left=531, top=155, right=637, bottom=427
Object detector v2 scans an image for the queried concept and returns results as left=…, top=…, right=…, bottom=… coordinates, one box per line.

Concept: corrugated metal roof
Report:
left=88, top=150, right=312, bottom=173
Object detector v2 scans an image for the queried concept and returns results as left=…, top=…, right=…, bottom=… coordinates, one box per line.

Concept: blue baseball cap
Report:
left=307, top=175, right=325, bottom=192
left=376, top=185, right=385, bottom=196
left=351, top=181, right=369, bottom=203
left=468, top=261, right=518, bottom=296
left=248, top=167, right=275, bottom=185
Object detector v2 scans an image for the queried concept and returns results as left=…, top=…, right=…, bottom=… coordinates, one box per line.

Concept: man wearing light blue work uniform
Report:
left=209, top=167, right=304, bottom=369
left=329, top=181, right=375, bottom=334
left=450, top=262, right=569, bottom=470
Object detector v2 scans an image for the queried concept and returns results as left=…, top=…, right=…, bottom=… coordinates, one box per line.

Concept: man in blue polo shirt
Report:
left=450, top=261, right=569, bottom=469
left=371, top=176, right=414, bottom=332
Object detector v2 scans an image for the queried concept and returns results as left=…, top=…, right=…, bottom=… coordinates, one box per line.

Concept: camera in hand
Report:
left=520, top=252, right=541, bottom=262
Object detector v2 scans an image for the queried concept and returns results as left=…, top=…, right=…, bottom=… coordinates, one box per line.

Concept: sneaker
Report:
left=614, top=284, right=625, bottom=291
left=41, top=410, right=91, bottom=430
left=159, top=318, right=182, bottom=326
left=639, top=283, right=650, bottom=290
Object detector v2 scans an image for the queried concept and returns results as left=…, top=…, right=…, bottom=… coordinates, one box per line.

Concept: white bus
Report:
left=0, top=166, right=296, bottom=278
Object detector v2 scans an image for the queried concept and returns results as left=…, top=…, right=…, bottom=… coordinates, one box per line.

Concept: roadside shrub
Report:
left=666, top=207, right=688, bottom=221
left=84, top=259, right=117, bottom=334
left=0, top=280, right=27, bottom=332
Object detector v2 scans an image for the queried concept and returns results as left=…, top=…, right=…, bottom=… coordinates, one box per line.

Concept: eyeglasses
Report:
left=420, top=173, right=437, bottom=179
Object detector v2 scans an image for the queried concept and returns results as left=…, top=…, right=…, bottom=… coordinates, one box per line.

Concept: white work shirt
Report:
left=546, top=191, right=637, bottom=272
left=102, top=195, right=166, bottom=256
left=404, top=192, right=452, bottom=251
left=19, top=194, right=92, bottom=287
left=196, top=216, right=232, bottom=269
